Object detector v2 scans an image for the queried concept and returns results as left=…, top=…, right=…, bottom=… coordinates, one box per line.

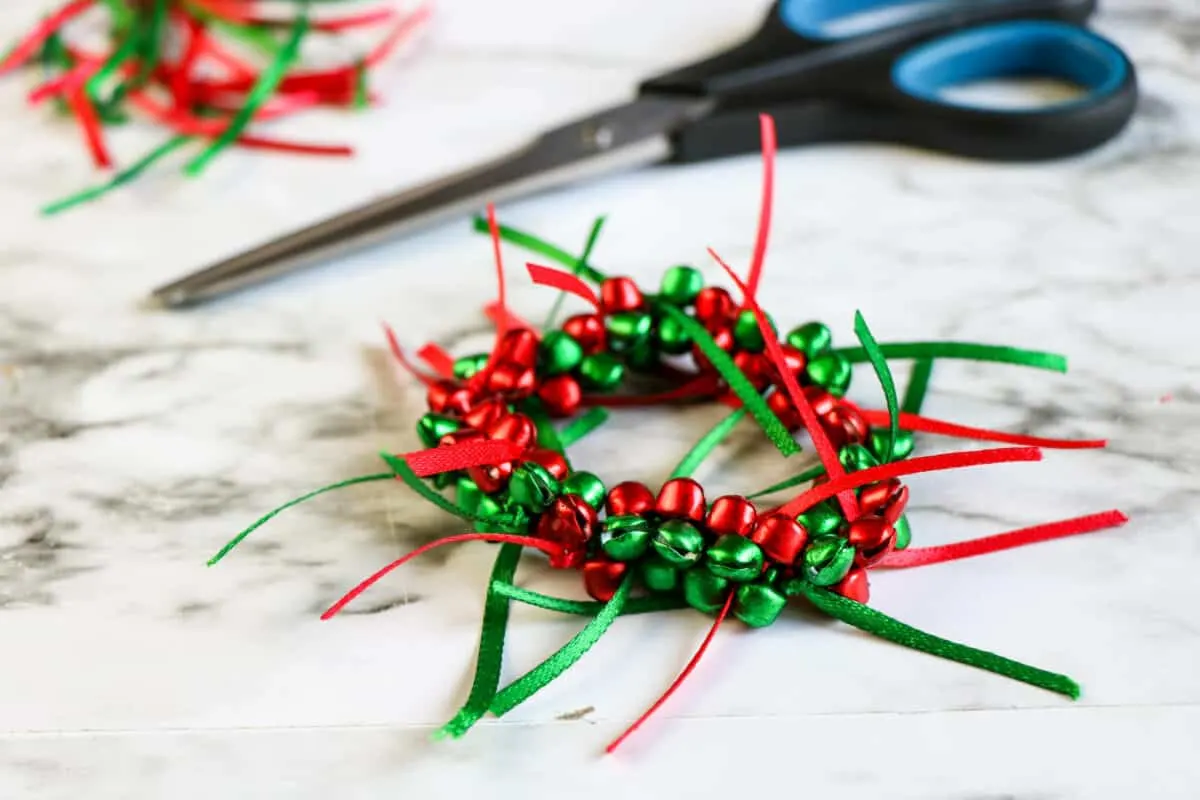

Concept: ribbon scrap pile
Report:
left=210, top=114, right=1127, bottom=752
left=0, top=0, right=430, bottom=214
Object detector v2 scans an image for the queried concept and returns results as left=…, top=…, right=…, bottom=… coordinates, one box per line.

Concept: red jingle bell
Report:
left=835, top=567, right=870, bottom=604
left=750, top=513, right=809, bottom=564
left=766, top=389, right=801, bottom=430
left=846, top=515, right=896, bottom=566
left=694, top=286, right=736, bottom=326
left=733, top=351, right=773, bottom=392
left=467, top=460, right=515, bottom=494
left=803, top=385, right=837, bottom=417
left=882, top=484, right=910, bottom=525
left=536, top=495, right=599, bottom=568
left=439, top=428, right=485, bottom=447
left=605, top=481, right=656, bottom=517
left=858, top=477, right=904, bottom=516
left=562, top=313, right=607, bottom=355
left=706, top=495, right=758, bottom=537
left=495, top=329, right=539, bottom=367
left=691, top=326, right=736, bottom=373
left=599, top=276, right=644, bottom=313
left=427, top=379, right=473, bottom=416
left=523, top=447, right=569, bottom=480
left=537, top=374, right=582, bottom=418
left=485, top=412, right=537, bottom=450
left=486, top=360, right=537, bottom=398
left=583, top=557, right=629, bottom=602
left=463, top=398, right=507, bottom=431
left=774, top=344, right=807, bottom=383
left=821, top=403, right=869, bottom=448
left=656, top=477, right=706, bottom=522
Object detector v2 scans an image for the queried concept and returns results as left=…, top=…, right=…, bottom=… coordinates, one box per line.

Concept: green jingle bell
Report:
left=785, top=321, right=833, bottom=358
left=578, top=352, right=625, bottom=391
left=640, top=553, right=681, bottom=593
left=684, top=568, right=730, bottom=614
left=455, top=476, right=484, bottom=516
left=625, top=339, right=660, bottom=372
left=452, top=353, right=489, bottom=381
left=416, top=412, right=461, bottom=449
left=734, top=582, right=788, bottom=628
left=473, top=495, right=528, bottom=534
left=839, top=443, right=879, bottom=473
left=802, top=535, right=855, bottom=586
left=659, top=265, right=704, bottom=306
left=561, top=470, right=606, bottom=509
left=652, top=519, right=706, bottom=568
left=797, top=501, right=843, bottom=538
left=868, top=428, right=915, bottom=462
left=806, top=351, right=852, bottom=396
left=602, top=514, right=654, bottom=561
left=538, top=331, right=584, bottom=376
left=606, top=311, right=654, bottom=354
left=508, top=462, right=560, bottom=511
left=732, top=309, right=776, bottom=353
left=893, top=514, right=912, bottom=550
left=705, top=534, right=765, bottom=583
left=653, top=313, right=692, bottom=355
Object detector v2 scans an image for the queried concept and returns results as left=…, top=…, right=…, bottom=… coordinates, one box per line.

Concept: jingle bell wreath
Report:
left=211, top=116, right=1127, bottom=752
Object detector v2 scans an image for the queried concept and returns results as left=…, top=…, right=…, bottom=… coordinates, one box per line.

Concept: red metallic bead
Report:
left=583, top=557, right=629, bottom=602
left=605, top=481, right=656, bottom=517
left=486, top=360, right=537, bottom=398
left=427, top=380, right=474, bottom=416
left=859, top=477, right=904, bottom=516
left=439, top=429, right=485, bottom=447
left=562, top=314, right=607, bottom=355
left=750, top=513, right=809, bottom=564
left=694, top=286, right=736, bottom=326
left=537, top=373, right=582, bottom=418
left=846, top=515, right=896, bottom=566
left=774, top=344, right=807, bottom=384
left=767, top=389, right=801, bottom=430
left=733, top=351, right=772, bottom=392
left=821, top=403, right=869, bottom=448
left=656, top=477, right=706, bottom=522
left=536, top=495, right=598, bottom=569
left=691, top=326, right=736, bottom=373
left=523, top=447, right=569, bottom=480
left=599, top=276, right=644, bottom=313
left=485, top=412, right=537, bottom=450
left=804, top=386, right=836, bottom=417
left=835, top=567, right=870, bottom=604
left=496, top=329, right=539, bottom=368
left=882, top=484, right=909, bottom=525
left=467, top=460, right=514, bottom=494
left=463, top=398, right=507, bottom=431
left=706, top=495, right=758, bottom=537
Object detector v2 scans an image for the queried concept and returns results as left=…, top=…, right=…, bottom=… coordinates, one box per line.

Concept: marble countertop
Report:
left=2, top=0, right=1198, bottom=797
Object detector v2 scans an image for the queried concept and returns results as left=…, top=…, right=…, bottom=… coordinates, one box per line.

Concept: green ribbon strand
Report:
left=901, top=358, right=934, bottom=415
left=472, top=217, right=607, bottom=284
left=746, top=463, right=827, bottom=500
left=559, top=407, right=609, bottom=448
left=208, top=471, right=393, bottom=565
left=43, top=135, right=193, bottom=216
left=545, top=216, right=607, bottom=327
left=853, top=311, right=899, bottom=461
left=670, top=407, right=747, bottom=479
left=832, top=342, right=1067, bottom=373
left=492, top=580, right=687, bottom=616
left=794, top=583, right=1080, bottom=699
left=488, top=575, right=633, bottom=716
left=435, top=544, right=523, bottom=740
left=379, top=451, right=488, bottom=523
left=658, top=305, right=798, bottom=458
left=185, top=6, right=311, bottom=175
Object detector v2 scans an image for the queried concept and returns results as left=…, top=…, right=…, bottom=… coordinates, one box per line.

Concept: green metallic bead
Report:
left=473, top=495, right=505, bottom=533
left=683, top=569, right=730, bottom=614
left=452, top=353, right=490, bottom=381
left=839, top=443, right=879, bottom=473
left=652, top=519, right=705, bottom=568
left=868, top=428, right=915, bottom=462
left=416, top=412, right=461, bottom=449
left=653, top=313, right=692, bottom=355
left=538, top=331, right=584, bottom=376
left=474, top=496, right=528, bottom=534
left=659, top=265, right=704, bottom=306
left=797, top=501, right=843, bottom=538
left=734, top=582, right=788, bottom=628
left=432, top=471, right=457, bottom=490
left=456, top=476, right=483, bottom=516
left=894, top=514, right=912, bottom=550
left=803, top=535, right=855, bottom=586
left=786, top=321, right=833, bottom=358
left=806, top=351, right=852, bottom=396
left=602, top=514, right=654, bottom=561
left=705, top=534, right=765, bottom=583
left=508, top=463, right=560, bottom=511
left=641, top=554, right=681, bottom=593
left=606, top=311, right=653, bottom=354
left=561, top=470, right=606, bottom=509
left=732, top=309, right=776, bottom=353
left=578, top=352, right=625, bottom=391
left=625, top=339, right=660, bottom=372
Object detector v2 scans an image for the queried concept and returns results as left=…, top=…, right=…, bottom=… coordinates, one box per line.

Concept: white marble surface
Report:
left=1, top=0, right=1199, bottom=797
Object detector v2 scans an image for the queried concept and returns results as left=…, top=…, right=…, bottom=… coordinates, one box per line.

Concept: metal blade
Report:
left=150, top=95, right=714, bottom=307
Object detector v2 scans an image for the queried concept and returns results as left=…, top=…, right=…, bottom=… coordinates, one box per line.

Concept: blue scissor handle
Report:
left=781, top=0, right=992, bottom=40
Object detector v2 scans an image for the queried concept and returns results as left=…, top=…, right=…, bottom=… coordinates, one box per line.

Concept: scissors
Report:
left=151, top=0, right=1137, bottom=307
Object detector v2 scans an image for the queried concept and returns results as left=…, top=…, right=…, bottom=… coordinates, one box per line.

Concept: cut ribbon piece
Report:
left=526, top=263, right=601, bottom=309
left=417, top=343, right=457, bottom=379
left=859, top=409, right=1107, bottom=450
left=383, top=322, right=440, bottom=387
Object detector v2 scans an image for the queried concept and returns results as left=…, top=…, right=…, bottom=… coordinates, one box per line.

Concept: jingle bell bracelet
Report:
left=210, top=117, right=1127, bottom=752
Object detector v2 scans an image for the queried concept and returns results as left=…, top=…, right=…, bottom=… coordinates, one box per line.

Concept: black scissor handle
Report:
left=640, top=0, right=1097, bottom=103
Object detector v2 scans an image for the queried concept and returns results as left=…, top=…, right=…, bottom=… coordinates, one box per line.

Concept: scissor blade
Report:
left=150, top=95, right=713, bottom=307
